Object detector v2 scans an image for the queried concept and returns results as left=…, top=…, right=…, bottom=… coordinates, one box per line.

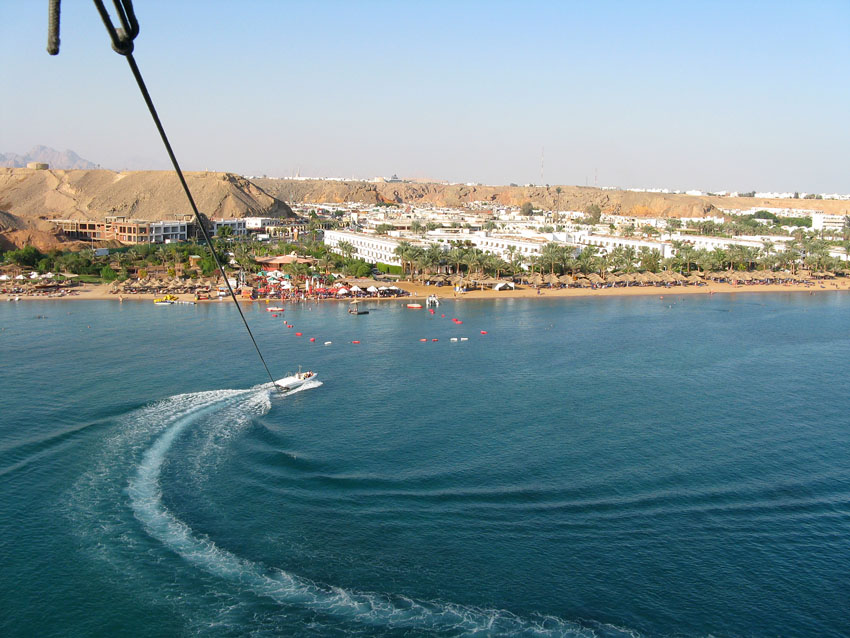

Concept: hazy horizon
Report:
left=1, top=1, right=847, bottom=194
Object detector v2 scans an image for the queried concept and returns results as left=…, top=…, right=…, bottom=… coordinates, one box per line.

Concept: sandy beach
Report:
left=4, top=277, right=849, bottom=304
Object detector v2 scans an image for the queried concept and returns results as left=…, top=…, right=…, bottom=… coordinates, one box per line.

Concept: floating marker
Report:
left=272, top=314, right=277, bottom=317
left=460, top=337, right=468, bottom=341
left=432, top=338, right=438, bottom=342
left=441, top=314, right=445, bottom=318
left=480, top=330, right=488, bottom=335
left=419, top=338, right=428, bottom=342
left=352, top=340, right=361, bottom=344
left=309, top=337, right=316, bottom=342
left=450, top=337, right=458, bottom=342
left=295, top=332, right=302, bottom=336
left=324, top=341, right=332, bottom=345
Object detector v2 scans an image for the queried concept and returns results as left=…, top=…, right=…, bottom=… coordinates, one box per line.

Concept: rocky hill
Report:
left=0, top=146, right=98, bottom=170
left=253, top=178, right=848, bottom=219
left=0, top=168, right=294, bottom=250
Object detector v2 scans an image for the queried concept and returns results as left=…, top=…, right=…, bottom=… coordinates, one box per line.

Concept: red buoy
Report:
left=441, top=314, right=445, bottom=318
left=432, top=338, right=438, bottom=342
left=352, top=340, right=360, bottom=344
left=456, top=320, right=463, bottom=324
left=272, top=314, right=277, bottom=317
left=295, top=332, right=302, bottom=336
left=309, top=337, right=316, bottom=342
left=419, top=338, right=427, bottom=342
left=480, top=330, right=488, bottom=335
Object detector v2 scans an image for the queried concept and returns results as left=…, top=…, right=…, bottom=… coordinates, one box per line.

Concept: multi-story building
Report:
left=51, top=216, right=188, bottom=244
left=211, top=218, right=247, bottom=236
left=811, top=212, right=847, bottom=234
left=323, top=229, right=405, bottom=266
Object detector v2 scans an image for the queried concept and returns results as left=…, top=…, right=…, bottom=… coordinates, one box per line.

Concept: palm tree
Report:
left=638, top=247, right=661, bottom=273
left=540, top=242, right=563, bottom=275
left=463, top=248, right=485, bottom=280
left=694, top=248, right=716, bottom=275
left=711, top=247, right=728, bottom=272
left=317, top=255, right=334, bottom=275
left=425, top=244, right=445, bottom=274
left=447, top=246, right=467, bottom=276
left=577, top=246, right=599, bottom=275
left=393, top=242, right=412, bottom=278
left=336, top=240, right=355, bottom=261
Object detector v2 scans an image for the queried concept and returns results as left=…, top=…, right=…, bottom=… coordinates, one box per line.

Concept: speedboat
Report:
left=266, top=306, right=285, bottom=312
left=274, top=369, right=317, bottom=392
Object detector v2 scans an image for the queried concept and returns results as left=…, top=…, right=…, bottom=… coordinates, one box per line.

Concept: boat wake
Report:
left=69, top=383, right=639, bottom=637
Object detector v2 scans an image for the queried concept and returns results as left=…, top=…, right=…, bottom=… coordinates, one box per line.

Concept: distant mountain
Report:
left=0, top=146, right=98, bottom=170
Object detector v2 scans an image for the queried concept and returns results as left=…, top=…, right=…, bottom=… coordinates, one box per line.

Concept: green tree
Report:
left=393, top=242, right=414, bottom=278
left=336, top=241, right=355, bottom=261
left=100, top=265, right=118, bottom=281
left=5, top=245, right=43, bottom=268
left=638, top=247, right=662, bottom=273
left=520, top=202, right=534, bottom=216
left=577, top=245, right=599, bottom=274
left=584, top=204, right=602, bottom=224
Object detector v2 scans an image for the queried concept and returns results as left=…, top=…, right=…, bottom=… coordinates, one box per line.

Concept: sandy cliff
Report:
left=0, top=168, right=293, bottom=250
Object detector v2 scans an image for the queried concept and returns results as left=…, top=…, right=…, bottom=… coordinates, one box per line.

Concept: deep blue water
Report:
left=1, top=293, right=849, bottom=637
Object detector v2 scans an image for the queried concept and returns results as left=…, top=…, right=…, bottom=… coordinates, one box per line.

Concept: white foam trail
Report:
left=111, top=385, right=623, bottom=636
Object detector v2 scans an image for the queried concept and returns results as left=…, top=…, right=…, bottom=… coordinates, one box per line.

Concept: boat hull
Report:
left=273, top=372, right=317, bottom=392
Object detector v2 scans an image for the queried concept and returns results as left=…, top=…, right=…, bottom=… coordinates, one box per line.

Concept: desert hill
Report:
left=0, top=168, right=294, bottom=250
left=253, top=178, right=848, bottom=219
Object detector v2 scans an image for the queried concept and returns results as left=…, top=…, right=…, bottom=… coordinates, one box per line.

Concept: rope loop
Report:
left=93, top=0, right=139, bottom=56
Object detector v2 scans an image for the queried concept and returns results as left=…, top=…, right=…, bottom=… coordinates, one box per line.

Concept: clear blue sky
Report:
left=1, top=1, right=848, bottom=193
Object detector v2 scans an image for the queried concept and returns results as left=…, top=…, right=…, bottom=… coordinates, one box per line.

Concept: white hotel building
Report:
left=323, top=230, right=405, bottom=266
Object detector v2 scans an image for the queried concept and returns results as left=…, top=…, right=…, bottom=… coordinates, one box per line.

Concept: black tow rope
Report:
left=49, top=0, right=279, bottom=390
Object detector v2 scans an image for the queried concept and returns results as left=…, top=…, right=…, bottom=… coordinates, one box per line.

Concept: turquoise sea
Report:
left=1, top=293, right=849, bottom=637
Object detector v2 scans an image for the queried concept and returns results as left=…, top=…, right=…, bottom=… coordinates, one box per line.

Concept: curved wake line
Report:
left=126, top=386, right=629, bottom=637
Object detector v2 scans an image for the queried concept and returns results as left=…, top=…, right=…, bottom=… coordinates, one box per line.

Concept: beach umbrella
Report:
left=15, top=274, right=26, bottom=280
left=366, top=285, right=378, bottom=293
left=559, top=274, right=575, bottom=285
left=0, top=274, right=9, bottom=281
left=336, top=287, right=349, bottom=295
left=350, top=285, right=362, bottom=292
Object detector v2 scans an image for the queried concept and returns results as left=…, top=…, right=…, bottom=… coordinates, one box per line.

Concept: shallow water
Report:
left=1, top=294, right=849, bottom=637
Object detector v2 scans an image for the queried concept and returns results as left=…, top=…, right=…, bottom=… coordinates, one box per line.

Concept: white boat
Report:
left=426, top=294, right=440, bottom=307
left=266, top=307, right=285, bottom=312
left=274, top=369, right=317, bottom=392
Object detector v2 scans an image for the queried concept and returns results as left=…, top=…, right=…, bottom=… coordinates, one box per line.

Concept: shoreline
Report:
left=4, top=278, right=848, bottom=303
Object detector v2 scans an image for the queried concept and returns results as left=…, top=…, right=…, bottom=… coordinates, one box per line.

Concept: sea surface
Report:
left=1, top=293, right=849, bottom=638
